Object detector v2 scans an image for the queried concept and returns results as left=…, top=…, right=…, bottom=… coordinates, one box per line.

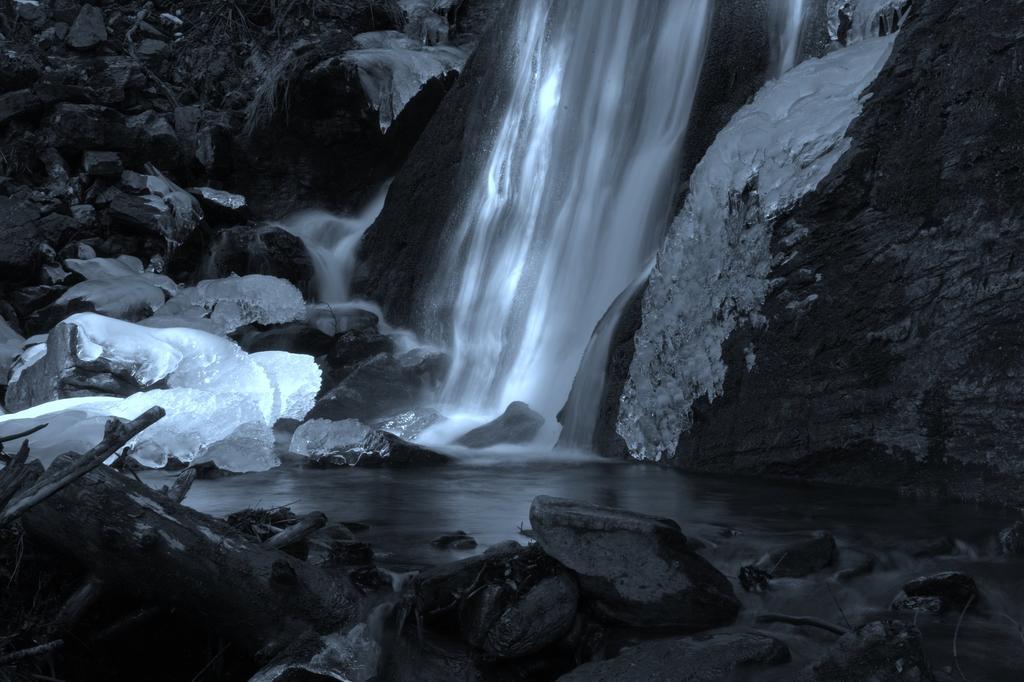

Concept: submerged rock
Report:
left=431, top=531, right=477, bottom=550
left=755, top=532, right=838, bottom=578
left=802, top=620, right=935, bottom=681
left=529, top=496, right=740, bottom=630
left=454, top=401, right=544, bottom=448
left=558, top=632, right=790, bottom=681
left=374, top=407, right=446, bottom=440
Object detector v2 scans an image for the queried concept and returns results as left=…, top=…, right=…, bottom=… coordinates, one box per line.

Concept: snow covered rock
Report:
left=343, top=31, right=466, bottom=132
left=619, top=35, right=897, bottom=461
left=151, top=274, right=306, bottom=335
left=529, top=496, right=739, bottom=630
left=0, top=314, right=321, bottom=470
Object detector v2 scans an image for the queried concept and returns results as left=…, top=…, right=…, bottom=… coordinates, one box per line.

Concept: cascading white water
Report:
left=430, top=0, right=712, bottom=433
left=278, top=185, right=390, bottom=304
left=772, top=0, right=807, bottom=76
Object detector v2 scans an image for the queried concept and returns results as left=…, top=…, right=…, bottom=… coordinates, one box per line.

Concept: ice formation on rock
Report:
left=0, top=313, right=321, bottom=470
left=151, top=274, right=306, bottom=335
left=618, top=35, right=897, bottom=461
left=828, top=0, right=910, bottom=44
left=344, top=31, right=466, bottom=132
left=290, top=418, right=374, bottom=458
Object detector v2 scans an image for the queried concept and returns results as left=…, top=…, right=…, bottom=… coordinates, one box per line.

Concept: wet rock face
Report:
left=668, top=0, right=1024, bottom=504
left=529, top=496, right=740, bottom=630
left=558, top=632, right=790, bottom=682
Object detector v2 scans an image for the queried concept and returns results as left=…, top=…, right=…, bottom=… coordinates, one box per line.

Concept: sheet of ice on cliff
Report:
left=0, top=314, right=321, bottom=471
left=618, top=35, right=897, bottom=461
left=344, top=31, right=466, bottom=132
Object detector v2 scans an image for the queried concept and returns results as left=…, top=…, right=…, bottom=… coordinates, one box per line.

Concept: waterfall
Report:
left=278, top=184, right=390, bottom=304
left=771, top=0, right=807, bottom=77
left=428, top=0, right=712, bottom=432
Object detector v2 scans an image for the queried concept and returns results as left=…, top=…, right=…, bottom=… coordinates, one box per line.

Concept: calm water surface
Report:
left=144, top=456, right=1024, bottom=679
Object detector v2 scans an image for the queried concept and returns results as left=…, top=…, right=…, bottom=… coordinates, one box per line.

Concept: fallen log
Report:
left=20, top=454, right=359, bottom=660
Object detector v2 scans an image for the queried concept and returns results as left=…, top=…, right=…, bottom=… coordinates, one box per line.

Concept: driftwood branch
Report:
left=0, top=422, right=48, bottom=445
left=165, top=467, right=197, bottom=503
left=0, top=639, right=64, bottom=665
left=53, top=575, right=105, bottom=633
left=19, top=452, right=358, bottom=657
left=0, top=441, right=43, bottom=512
left=265, top=511, right=327, bottom=550
left=0, top=406, right=165, bottom=525
left=754, top=613, right=850, bottom=636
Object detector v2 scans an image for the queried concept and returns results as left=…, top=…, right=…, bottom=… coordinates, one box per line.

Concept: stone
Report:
left=233, top=322, right=334, bottom=356
left=51, top=0, right=82, bottom=24
left=999, top=520, right=1024, bottom=556
left=291, top=419, right=452, bottom=468
left=202, top=225, right=313, bottom=295
left=900, top=571, right=978, bottom=612
left=188, top=187, right=249, bottom=222
left=0, top=197, right=44, bottom=281
left=126, top=111, right=180, bottom=168
left=529, top=496, right=740, bottom=630
left=10, top=285, right=66, bottom=320
left=558, top=632, right=790, bottom=682
left=136, top=38, right=169, bottom=63
left=462, top=571, right=578, bottom=659
left=14, top=0, right=47, bottom=27
left=67, top=4, right=108, bottom=50
left=309, top=349, right=447, bottom=422
left=755, top=532, right=838, bottom=578
left=431, top=531, right=477, bottom=550
left=82, top=151, right=123, bottom=177
left=905, top=536, right=956, bottom=558
left=373, top=407, right=446, bottom=440
left=49, top=104, right=129, bottom=151
left=0, top=89, right=42, bottom=127
left=891, top=596, right=945, bottom=614
left=454, top=401, right=544, bottom=448
left=0, top=49, right=42, bottom=92
left=802, top=620, right=935, bottom=681
left=196, top=124, right=232, bottom=174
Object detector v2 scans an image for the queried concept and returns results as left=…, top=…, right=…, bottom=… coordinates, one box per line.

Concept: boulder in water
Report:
left=309, top=349, right=447, bottom=422
left=755, top=532, right=838, bottom=578
left=558, top=632, right=790, bottom=681
left=454, top=401, right=544, bottom=448
left=233, top=321, right=335, bottom=356
left=529, top=495, right=740, bottom=630
left=201, top=225, right=314, bottom=296
left=374, top=407, right=446, bottom=440
left=290, top=418, right=451, bottom=467
left=892, top=571, right=978, bottom=614
left=802, top=620, right=935, bottom=681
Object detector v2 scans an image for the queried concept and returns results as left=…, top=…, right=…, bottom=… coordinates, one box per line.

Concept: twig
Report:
left=0, top=422, right=48, bottom=445
left=754, top=613, right=849, bottom=636
left=0, top=407, right=165, bottom=525
left=190, top=641, right=230, bottom=682
left=52, top=576, right=104, bottom=633
left=167, top=468, right=198, bottom=504
left=825, top=580, right=852, bottom=630
left=953, top=594, right=975, bottom=681
left=0, top=639, right=64, bottom=664
left=264, top=511, right=326, bottom=549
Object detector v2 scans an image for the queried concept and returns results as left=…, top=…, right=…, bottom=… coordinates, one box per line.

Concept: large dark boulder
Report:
left=662, top=0, right=1024, bottom=504
left=529, top=496, right=739, bottom=630
left=309, top=349, right=447, bottom=422
left=0, top=198, right=44, bottom=282
left=558, top=632, right=790, bottom=682
left=454, top=401, right=543, bottom=448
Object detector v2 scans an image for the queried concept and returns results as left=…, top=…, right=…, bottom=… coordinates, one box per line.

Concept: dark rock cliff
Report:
left=353, top=0, right=514, bottom=331
left=674, top=0, right=1024, bottom=504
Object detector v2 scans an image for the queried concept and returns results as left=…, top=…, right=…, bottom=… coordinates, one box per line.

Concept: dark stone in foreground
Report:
left=756, top=532, right=838, bottom=578
left=529, top=496, right=740, bottom=630
left=431, top=531, right=478, bottom=550
left=454, top=401, right=544, bottom=448
left=558, top=632, right=789, bottom=681
left=801, top=620, right=935, bottom=681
